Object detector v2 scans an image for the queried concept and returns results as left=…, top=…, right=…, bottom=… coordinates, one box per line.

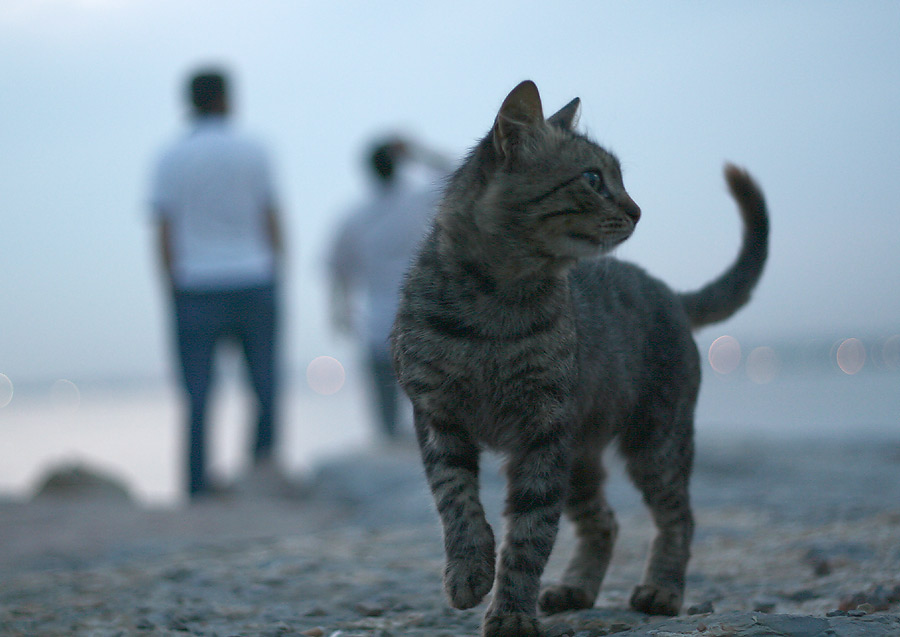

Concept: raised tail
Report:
left=679, top=164, right=769, bottom=329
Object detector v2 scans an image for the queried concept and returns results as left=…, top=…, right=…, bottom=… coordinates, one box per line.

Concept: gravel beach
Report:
left=2, top=436, right=899, bottom=636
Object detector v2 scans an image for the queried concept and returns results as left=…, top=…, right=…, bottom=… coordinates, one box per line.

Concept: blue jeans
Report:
left=172, top=284, right=279, bottom=496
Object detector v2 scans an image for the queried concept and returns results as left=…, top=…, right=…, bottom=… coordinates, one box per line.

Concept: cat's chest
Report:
left=435, top=290, right=578, bottom=385
left=436, top=334, right=578, bottom=440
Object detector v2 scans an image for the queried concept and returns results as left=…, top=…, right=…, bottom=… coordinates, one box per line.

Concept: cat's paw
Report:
left=482, top=613, right=541, bottom=637
left=538, top=583, right=594, bottom=614
left=629, top=584, right=682, bottom=616
left=444, top=553, right=495, bottom=610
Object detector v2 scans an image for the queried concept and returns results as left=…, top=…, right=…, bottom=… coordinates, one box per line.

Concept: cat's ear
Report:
left=548, top=97, right=581, bottom=131
left=493, top=80, right=544, bottom=158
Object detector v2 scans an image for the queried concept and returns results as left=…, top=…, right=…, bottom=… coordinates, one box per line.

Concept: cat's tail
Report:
left=679, top=164, right=769, bottom=330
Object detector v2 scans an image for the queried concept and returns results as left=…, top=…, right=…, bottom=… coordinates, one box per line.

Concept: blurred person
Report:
left=328, top=137, right=451, bottom=440
left=150, top=68, right=289, bottom=500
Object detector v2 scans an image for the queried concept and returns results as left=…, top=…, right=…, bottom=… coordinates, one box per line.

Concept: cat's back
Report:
left=570, top=257, right=699, bottom=379
left=571, top=258, right=688, bottom=326
left=567, top=258, right=700, bottom=437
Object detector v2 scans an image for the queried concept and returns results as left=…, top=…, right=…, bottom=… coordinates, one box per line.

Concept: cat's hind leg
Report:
left=539, top=451, right=617, bottom=614
left=416, top=414, right=496, bottom=610
left=621, top=413, right=695, bottom=616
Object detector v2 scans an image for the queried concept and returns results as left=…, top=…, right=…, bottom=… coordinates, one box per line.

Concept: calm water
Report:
left=0, top=370, right=373, bottom=505
left=1, top=336, right=898, bottom=506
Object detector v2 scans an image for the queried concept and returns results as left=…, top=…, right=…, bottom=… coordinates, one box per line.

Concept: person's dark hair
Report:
left=370, top=144, right=395, bottom=182
left=188, top=70, right=228, bottom=115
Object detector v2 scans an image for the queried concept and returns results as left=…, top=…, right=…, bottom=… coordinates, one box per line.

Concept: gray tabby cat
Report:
left=391, top=80, right=768, bottom=637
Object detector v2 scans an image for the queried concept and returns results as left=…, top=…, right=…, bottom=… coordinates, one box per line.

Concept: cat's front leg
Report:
left=484, top=432, right=569, bottom=636
left=416, top=415, right=496, bottom=610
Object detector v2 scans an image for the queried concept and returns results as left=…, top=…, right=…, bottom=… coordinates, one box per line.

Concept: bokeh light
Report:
left=746, top=346, right=779, bottom=384
left=0, top=374, right=13, bottom=408
left=881, top=335, right=900, bottom=371
left=835, top=338, right=866, bottom=375
left=51, top=379, right=81, bottom=411
left=708, top=335, right=742, bottom=375
left=306, top=356, right=346, bottom=396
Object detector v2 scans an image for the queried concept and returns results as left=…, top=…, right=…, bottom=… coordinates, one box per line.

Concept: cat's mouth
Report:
left=567, top=232, right=602, bottom=246
left=566, top=226, right=633, bottom=249
left=562, top=231, right=618, bottom=258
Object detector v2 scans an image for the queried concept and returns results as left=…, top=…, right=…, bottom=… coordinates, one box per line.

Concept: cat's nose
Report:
left=623, top=196, right=641, bottom=223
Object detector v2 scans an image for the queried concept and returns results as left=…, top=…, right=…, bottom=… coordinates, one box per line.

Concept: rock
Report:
left=33, top=463, right=132, bottom=502
left=781, top=589, right=820, bottom=603
left=803, top=548, right=832, bottom=576
left=687, top=600, right=715, bottom=615
left=134, top=617, right=156, bottom=630
left=752, top=599, right=778, bottom=613
left=544, top=623, right=576, bottom=637
left=354, top=599, right=387, bottom=617
left=753, top=615, right=830, bottom=637
left=890, top=584, right=900, bottom=604
left=840, top=585, right=898, bottom=612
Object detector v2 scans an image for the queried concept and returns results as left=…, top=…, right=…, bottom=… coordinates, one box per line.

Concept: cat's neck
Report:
left=435, top=219, right=573, bottom=303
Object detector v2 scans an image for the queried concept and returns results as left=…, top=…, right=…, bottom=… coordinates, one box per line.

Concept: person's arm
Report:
left=330, top=277, right=354, bottom=335
left=390, top=138, right=454, bottom=175
left=327, top=222, right=358, bottom=335
left=266, top=204, right=285, bottom=264
left=405, top=140, right=455, bottom=174
left=156, top=214, right=175, bottom=291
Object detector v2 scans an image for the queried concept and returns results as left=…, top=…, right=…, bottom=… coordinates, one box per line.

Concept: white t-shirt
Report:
left=151, top=116, right=277, bottom=291
left=329, top=176, right=442, bottom=354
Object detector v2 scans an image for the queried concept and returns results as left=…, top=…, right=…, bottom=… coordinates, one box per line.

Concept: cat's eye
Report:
left=582, top=170, right=606, bottom=194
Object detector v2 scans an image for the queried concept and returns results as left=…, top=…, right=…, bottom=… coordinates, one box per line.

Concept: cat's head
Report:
left=475, top=80, right=641, bottom=263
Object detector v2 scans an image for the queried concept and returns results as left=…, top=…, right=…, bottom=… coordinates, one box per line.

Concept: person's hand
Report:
left=388, top=139, right=409, bottom=160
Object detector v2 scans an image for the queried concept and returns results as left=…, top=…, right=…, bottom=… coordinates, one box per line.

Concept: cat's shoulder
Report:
left=571, top=257, right=683, bottom=312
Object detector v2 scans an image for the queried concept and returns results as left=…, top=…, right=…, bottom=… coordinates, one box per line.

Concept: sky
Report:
left=1, top=0, right=899, bottom=386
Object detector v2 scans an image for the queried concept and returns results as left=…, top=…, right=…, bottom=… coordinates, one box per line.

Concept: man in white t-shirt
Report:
left=328, top=138, right=450, bottom=439
left=150, top=69, right=286, bottom=499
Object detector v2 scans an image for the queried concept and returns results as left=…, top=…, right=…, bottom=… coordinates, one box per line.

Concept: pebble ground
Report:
left=2, top=437, right=899, bottom=636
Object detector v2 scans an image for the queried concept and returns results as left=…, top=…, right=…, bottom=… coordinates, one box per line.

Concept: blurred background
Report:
left=1, top=1, right=897, bottom=505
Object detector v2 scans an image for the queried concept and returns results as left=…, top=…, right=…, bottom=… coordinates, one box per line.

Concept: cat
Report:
left=390, top=80, right=768, bottom=637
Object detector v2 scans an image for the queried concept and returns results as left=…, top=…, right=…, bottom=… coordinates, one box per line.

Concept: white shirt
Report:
left=329, top=175, right=442, bottom=354
left=151, top=116, right=277, bottom=290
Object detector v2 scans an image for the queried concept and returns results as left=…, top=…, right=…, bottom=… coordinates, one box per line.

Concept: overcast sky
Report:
left=1, top=1, right=898, bottom=384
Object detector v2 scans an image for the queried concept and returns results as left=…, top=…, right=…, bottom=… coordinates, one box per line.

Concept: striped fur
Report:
left=391, top=81, right=768, bottom=636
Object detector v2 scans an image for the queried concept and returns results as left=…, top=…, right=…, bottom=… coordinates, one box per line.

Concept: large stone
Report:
left=33, top=463, right=132, bottom=502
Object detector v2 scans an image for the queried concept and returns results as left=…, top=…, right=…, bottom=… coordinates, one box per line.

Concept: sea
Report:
left=1, top=333, right=898, bottom=506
